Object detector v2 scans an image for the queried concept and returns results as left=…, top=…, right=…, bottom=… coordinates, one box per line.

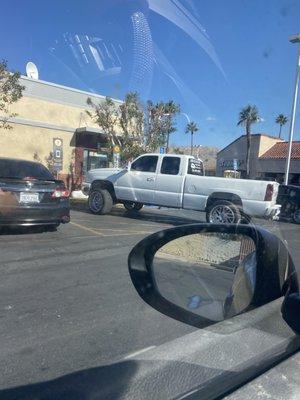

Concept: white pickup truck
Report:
left=82, top=153, right=280, bottom=224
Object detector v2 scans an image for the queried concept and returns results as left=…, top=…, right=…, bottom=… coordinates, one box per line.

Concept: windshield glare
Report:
left=0, top=0, right=299, bottom=397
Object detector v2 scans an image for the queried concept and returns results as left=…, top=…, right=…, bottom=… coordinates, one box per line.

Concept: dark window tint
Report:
left=131, top=156, right=158, bottom=172
left=0, top=159, right=54, bottom=180
left=188, top=159, right=204, bottom=176
left=161, top=157, right=180, bottom=175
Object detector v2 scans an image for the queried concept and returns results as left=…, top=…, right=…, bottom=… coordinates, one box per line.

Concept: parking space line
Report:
left=103, top=231, right=155, bottom=236
left=85, top=227, right=155, bottom=233
left=70, top=221, right=155, bottom=237
left=71, top=219, right=169, bottom=228
left=123, top=345, right=156, bottom=359
left=70, top=221, right=105, bottom=236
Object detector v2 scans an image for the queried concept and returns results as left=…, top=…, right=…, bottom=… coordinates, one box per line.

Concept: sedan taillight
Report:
left=51, top=188, right=70, bottom=198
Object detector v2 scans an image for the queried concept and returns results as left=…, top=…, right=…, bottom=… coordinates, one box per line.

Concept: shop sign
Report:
left=53, top=138, right=63, bottom=172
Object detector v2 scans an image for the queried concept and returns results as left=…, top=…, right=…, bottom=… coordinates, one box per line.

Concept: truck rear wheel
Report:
left=124, top=201, right=143, bottom=212
left=206, top=200, right=241, bottom=224
left=89, top=189, right=113, bottom=215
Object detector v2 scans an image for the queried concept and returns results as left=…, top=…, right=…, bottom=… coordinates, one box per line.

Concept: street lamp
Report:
left=284, top=34, right=300, bottom=185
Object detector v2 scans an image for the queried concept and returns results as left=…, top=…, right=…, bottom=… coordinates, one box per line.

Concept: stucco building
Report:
left=0, top=76, right=122, bottom=188
left=217, top=134, right=300, bottom=184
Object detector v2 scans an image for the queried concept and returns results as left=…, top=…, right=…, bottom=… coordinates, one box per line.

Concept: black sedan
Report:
left=0, top=158, right=70, bottom=228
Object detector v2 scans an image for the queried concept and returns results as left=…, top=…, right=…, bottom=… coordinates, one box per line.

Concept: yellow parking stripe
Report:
left=70, top=221, right=154, bottom=237
left=70, top=221, right=105, bottom=236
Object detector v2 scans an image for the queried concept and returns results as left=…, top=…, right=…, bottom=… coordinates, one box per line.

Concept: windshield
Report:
left=0, top=0, right=299, bottom=398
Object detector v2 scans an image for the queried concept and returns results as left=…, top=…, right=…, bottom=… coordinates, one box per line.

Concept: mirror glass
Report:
left=153, top=232, right=257, bottom=322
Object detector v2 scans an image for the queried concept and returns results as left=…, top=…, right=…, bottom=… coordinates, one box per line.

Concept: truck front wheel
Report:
left=124, top=201, right=143, bottom=212
left=89, top=189, right=113, bottom=215
left=206, top=200, right=241, bottom=224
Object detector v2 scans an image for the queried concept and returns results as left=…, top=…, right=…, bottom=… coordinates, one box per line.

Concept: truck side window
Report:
left=131, top=156, right=158, bottom=172
left=161, top=157, right=181, bottom=175
left=188, top=159, right=204, bottom=176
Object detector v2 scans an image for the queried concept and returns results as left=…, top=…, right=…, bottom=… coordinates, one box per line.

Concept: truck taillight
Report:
left=264, top=184, right=274, bottom=201
left=51, top=188, right=70, bottom=198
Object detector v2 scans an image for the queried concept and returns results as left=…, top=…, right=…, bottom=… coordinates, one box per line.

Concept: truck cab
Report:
left=114, top=154, right=204, bottom=207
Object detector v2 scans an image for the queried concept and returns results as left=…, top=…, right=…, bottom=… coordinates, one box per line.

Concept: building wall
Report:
left=256, top=158, right=300, bottom=175
left=217, top=135, right=260, bottom=178
left=217, top=135, right=282, bottom=178
left=0, top=123, right=74, bottom=172
left=0, top=76, right=122, bottom=186
left=258, top=135, right=282, bottom=157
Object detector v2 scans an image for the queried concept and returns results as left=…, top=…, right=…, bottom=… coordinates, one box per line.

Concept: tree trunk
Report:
left=279, top=124, right=282, bottom=139
left=245, top=123, right=251, bottom=179
left=191, top=132, right=194, bottom=156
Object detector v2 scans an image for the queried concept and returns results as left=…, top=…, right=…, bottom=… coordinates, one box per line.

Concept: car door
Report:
left=154, top=156, right=184, bottom=207
left=114, top=155, right=158, bottom=203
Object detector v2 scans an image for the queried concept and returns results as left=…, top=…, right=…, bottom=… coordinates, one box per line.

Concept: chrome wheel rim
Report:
left=90, top=192, right=103, bottom=212
left=209, top=205, right=236, bottom=224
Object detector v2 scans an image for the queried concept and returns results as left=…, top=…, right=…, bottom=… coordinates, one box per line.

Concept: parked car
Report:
left=82, top=153, right=280, bottom=223
left=0, top=158, right=70, bottom=228
left=277, top=184, right=300, bottom=224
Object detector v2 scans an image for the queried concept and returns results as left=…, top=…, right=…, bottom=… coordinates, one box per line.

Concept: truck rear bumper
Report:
left=243, top=200, right=281, bottom=220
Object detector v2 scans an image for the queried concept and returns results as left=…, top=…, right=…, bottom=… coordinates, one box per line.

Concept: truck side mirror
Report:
left=128, top=223, right=299, bottom=329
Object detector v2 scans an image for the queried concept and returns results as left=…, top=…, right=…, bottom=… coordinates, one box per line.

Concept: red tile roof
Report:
left=260, top=141, right=300, bottom=159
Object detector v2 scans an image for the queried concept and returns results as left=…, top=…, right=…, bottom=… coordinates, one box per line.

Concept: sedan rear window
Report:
left=0, top=159, right=54, bottom=180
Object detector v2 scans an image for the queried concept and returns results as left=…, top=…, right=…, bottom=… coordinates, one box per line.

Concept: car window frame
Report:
left=130, top=155, right=159, bottom=173
left=187, top=158, right=204, bottom=176
left=160, top=156, right=181, bottom=176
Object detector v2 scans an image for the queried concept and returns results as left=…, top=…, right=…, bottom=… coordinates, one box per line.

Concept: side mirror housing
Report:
left=128, top=223, right=299, bottom=329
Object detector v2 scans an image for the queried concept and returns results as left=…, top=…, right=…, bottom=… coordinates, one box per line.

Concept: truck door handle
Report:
left=147, top=177, right=155, bottom=182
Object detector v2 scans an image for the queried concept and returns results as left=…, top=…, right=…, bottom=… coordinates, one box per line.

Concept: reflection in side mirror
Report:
left=128, top=223, right=298, bottom=328
left=153, top=233, right=256, bottom=322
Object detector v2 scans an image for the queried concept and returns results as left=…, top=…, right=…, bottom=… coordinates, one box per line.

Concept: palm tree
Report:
left=237, top=105, right=260, bottom=178
left=275, top=114, right=288, bottom=139
left=164, top=100, right=180, bottom=153
left=185, top=122, right=199, bottom=155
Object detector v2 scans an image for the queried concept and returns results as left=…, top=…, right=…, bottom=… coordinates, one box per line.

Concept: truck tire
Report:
left=124, top=201, right=143, bottom=212
left=206, top=200, right=241, bottom=224
left=88, top=189, right=113, bottom=215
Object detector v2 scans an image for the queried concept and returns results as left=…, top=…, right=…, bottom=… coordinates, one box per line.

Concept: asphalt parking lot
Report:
left=0, top=204, right=299, bottom=392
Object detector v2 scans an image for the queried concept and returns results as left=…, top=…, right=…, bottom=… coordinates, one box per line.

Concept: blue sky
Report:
left=1, top=0, right=300, bottom=149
